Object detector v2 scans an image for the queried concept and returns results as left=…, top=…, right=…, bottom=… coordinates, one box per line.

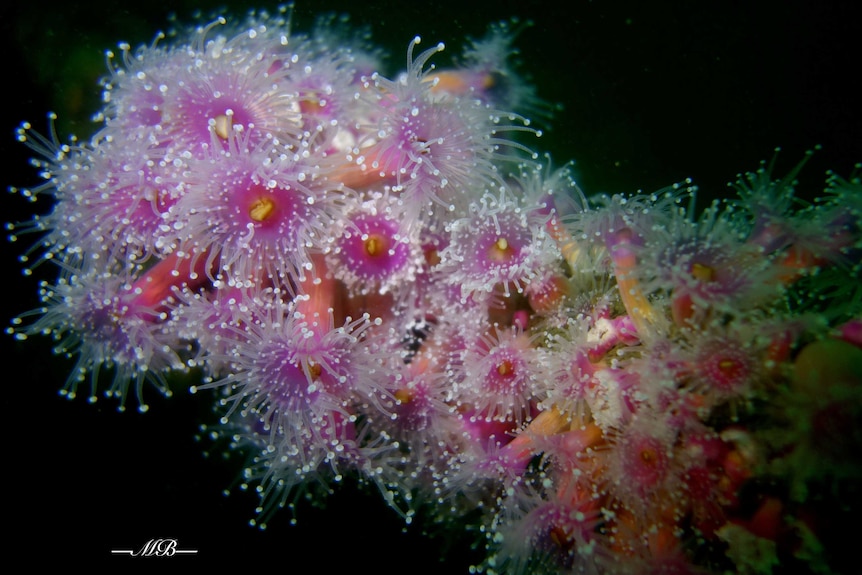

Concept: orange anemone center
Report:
left=496, top=359, right=515, bottom=377
left=363, top=234, right=388, bottom=258
left=691, top=262, right=716, bottom=282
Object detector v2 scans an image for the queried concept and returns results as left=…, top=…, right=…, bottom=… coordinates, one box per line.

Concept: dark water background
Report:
left=2, top=0, right=859, bottom=570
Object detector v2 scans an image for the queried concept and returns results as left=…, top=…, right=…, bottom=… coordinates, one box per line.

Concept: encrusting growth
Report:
left=6, top=5, right=861, bottom=574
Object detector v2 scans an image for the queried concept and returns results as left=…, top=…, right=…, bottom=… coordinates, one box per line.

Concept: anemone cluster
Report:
left=8, top=6, right=862, bottom=574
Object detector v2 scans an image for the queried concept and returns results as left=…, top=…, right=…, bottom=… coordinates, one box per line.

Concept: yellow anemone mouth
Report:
left=488, top=237, right=515, bottom=262
left=249, top=197, right=276, bottom=222
left=640, top=448, right=658, bottom=466
left=305, top=361, right=322, bottom=381
left=691, top=262, right=716, bottom=282
left=394, top=388, right=413, bottom=404
left=213, top=113, right=233, bottom=140
left=363, top=234, right=388, bottom=258
left=496, top=359, right=514, bottom=377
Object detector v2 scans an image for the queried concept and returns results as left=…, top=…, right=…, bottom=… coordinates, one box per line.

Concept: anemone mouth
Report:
left=698, top=342, right=754, bottom=394
left=485, top=350, right=525, bottom=389
left=332, top=213, right=414, bottom=285
left=248, top=195, right=277, bottom=222
left=213, top=113, right=234, bottom=140
left=495, top=358, right=516, bottom=378
left=715, top=357, right=747, bottom=386
left=476, top=229, right=528, bottom=274
left=231, top=181, right=303, bottom=235
left=623, top=434, right=670, bottom=489
left=487, top=236, right=518, bottom=264
left=690, top=261, right=716, bottom=282
left=173, top=96, right=259, bottom=150
left=362, top=233, right=389, bottom=258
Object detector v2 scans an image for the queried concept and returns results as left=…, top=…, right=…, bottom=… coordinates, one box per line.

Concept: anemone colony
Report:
left=7, top=6, right=862, bottom=574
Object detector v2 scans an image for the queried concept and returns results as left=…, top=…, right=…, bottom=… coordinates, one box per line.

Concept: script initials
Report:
left=131, top=538, right=178, bottom=557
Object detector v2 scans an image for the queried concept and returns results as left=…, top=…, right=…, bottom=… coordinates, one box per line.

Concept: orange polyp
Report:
left=427, top=69, right=495, bottom=97
left=496, top=359, right=514, bottom=376
left=776, top=244, right=824, bottom=284
left=611, top=229, right=660, bottom=337
left=671, top=292, right=696, bottom=327
left=547, top=216, right=581, bottom=269
left=329, top=147, right=392, bottom=189
left=528, top=274, right=570, bottom=314
left=129, top=250, right=212, bottom=312
left=501, top=408, right=600, bottom=468
left=428, top=71, right=470, bottom=94
left=249, top=196, right=276, bottom=222
left=294, top=254, right=338, bottom=330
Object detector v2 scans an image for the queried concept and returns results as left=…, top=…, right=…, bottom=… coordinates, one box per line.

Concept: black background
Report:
left=2, top=0, right=859, bottom=571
